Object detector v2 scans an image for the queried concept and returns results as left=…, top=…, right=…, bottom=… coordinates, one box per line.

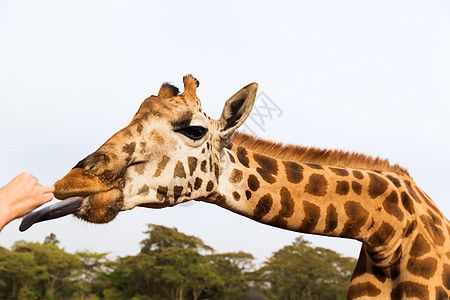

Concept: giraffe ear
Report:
left=216, top=82, right=258, bottom=147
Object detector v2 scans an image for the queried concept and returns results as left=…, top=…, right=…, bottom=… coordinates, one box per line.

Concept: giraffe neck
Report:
left=207, top=143, right=450, bottom=298
left=211, top=144, right=410, bottom=263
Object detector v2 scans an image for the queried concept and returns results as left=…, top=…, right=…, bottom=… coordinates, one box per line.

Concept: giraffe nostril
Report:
left=73, top=159, right=100, bottom=170
left=72, top=153, right=108, bottom=170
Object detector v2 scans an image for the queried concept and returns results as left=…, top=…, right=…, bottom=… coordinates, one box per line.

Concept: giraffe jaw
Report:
left=19, top=186, right=125, bottom=231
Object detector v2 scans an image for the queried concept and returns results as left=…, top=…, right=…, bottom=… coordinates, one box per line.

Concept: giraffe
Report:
left=22, top=75, right=450, bottom=299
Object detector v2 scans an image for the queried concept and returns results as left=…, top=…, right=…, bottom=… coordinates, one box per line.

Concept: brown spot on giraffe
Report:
left=352, top=170, right=364, bottom=179
left=253, top=194, right=273, bottom=220
left=122, top=142, right=136, bottom=156
left=404, top=180, right=421, bottom=203
left=156, top=186, right=168, bottom=202
left=347, top=282, right=381, bottom=299
left=390, top=281, right=429, bottom=300
left=213, top=163, right=220, bottom=181
left=173, top=186, right=183, bottom=202
left=336, top=181, right=350, bottom=196
left=387, top=174, right=402, bottom=187
left=324, top=204, right=338, bottom=233
left=268, top=187, right=294, bottom=228
left=206, top=181, right=214, bottom=192
left=351, top=181, right=362, bottom=195
left=341, top=201, right=369, bottom=238
left=227, top=152, right=236, bottom=163
left=372, top=265, right=387, bottom=283
left=420, top=215, right=445, bottom=246
left=237, top=146, right=250, bottom=168
left=443, top=264, right=450, bottom=290
left=245, top=190, right=251, bottom=200
left=133, top=163, right=146, bottom=176
left=137, top=184, right=149, bottom=196
left=368, top=173, right=389, bottom=199
left=382, top=191, right=404, bottom=221
left=306, top=163, right=322, bottom=170
left=279, top=187, right=294, bottom=218
left=400, top=191, right=415, bottom=214
left=194, top=177, right=202, bottom=190
left=298, top=201, right=320, bottom=232
left=200, top=160, right=207, bottom=172
left=304, top=174, right=328, bottom=196
left=136, top=123, right=144, bottom=134
left=406, top=257, right=437, bottom=279
left=153, top=155, right=170, bottom=177
left=253, top=153, right=278, bottom=184
left=232, top=191, right=240, bottom=201
left=247, top=175, right=260, bottom=192
left=173, top=161, right=186, bottom=178
left=229, top=169, right=243, bottom=184
left=329, top=167, right=349, bottom=176
left=283, top=161, right=303, bottom=184
left=428, top=209, right=442, bottom=226
left=435, top=287, right=449, bottom=300
left=403, top=220, right=417, bottom=238
left=388, top=256, right=402, bottom=281
left=368, top=221, right=395, bottom=248
left=187, top=156, right=198, bottom=176
left=150, top=130, right=165, bottom=145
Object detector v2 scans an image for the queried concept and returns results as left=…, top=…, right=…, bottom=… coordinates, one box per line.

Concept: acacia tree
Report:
left=208, top=251, right=255, bottom=300
left=140, top=224, right=213, bottom=253
left=252, top=237, right=356, bottom=300
left=0, top=246, right=40, bottom=299
left=12, top=239, right=82, bottom=299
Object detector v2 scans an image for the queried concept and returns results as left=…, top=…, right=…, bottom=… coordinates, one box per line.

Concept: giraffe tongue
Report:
left=19, top=197, right=84, bottom=232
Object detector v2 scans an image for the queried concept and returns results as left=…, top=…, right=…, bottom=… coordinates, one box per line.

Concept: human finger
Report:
left=40, top=184, right=55, bottom=194
left=40, top=193, right=54, bottom=203
left=21, top=172, right=38, bottom=182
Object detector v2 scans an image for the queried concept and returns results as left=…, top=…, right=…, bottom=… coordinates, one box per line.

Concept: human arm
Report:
left=0, top=172, right=54, bottom=231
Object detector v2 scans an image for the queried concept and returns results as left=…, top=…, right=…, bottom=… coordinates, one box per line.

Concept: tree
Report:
left=43, top=233, right=60, bottom=247
left=252, top=237, right=356, bottom=300
left=208, top=251, right=255, bottom=300
left=140, top=224, right=213, bottom=253
left=12, top=240, right=82, bottom=299
left=75, top=250, right=111, bottom=298
left=0, top=246, right=39, bottom=299
left=155, top=247, right=222, bottom=300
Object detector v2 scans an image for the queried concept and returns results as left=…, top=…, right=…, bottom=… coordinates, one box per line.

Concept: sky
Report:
left=0, top=1, right=449, bottom=264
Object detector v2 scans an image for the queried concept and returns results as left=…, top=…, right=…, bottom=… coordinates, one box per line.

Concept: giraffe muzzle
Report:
left=19, top=197, right=84, bottom=231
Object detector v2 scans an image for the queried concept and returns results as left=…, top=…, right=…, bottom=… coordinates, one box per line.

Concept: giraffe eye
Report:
left=175, top=126, right=208, bottom=140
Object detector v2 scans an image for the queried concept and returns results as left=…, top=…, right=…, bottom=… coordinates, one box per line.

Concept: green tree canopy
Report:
left=43, top=233, right=60, bottom=247
left=252, top=236, right=356, bottom=300
left=140, top=224, right=213, bottom=253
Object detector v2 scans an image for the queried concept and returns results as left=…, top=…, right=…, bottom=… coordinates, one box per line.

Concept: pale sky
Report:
left=1, top=1, right=449, bottom=263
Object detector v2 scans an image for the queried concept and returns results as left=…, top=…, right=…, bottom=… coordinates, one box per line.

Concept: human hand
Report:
left=0, top=172, right=54, bottom=231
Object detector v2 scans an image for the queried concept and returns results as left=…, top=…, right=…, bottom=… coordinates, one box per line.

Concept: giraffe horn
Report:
left=182, top=74, right=199, bottom=96
left=19, top=197, right=84, bottom=232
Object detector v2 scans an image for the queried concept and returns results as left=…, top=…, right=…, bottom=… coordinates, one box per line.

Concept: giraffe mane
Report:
left=231, top=132, right=409, bottom=176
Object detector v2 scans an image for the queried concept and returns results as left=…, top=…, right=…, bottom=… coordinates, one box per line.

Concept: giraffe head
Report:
left=53, top=75, right=258, bottom=223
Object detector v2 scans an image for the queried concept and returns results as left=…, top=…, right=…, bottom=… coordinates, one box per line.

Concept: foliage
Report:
left=140, top=224, right=213, bottom=253
left=251, top=237, right=356, bottom=300
left=0, top=228, right=357, bottom=300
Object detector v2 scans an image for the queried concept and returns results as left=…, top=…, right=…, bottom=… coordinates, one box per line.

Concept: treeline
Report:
left=0, top=224, right=356, bottom=300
